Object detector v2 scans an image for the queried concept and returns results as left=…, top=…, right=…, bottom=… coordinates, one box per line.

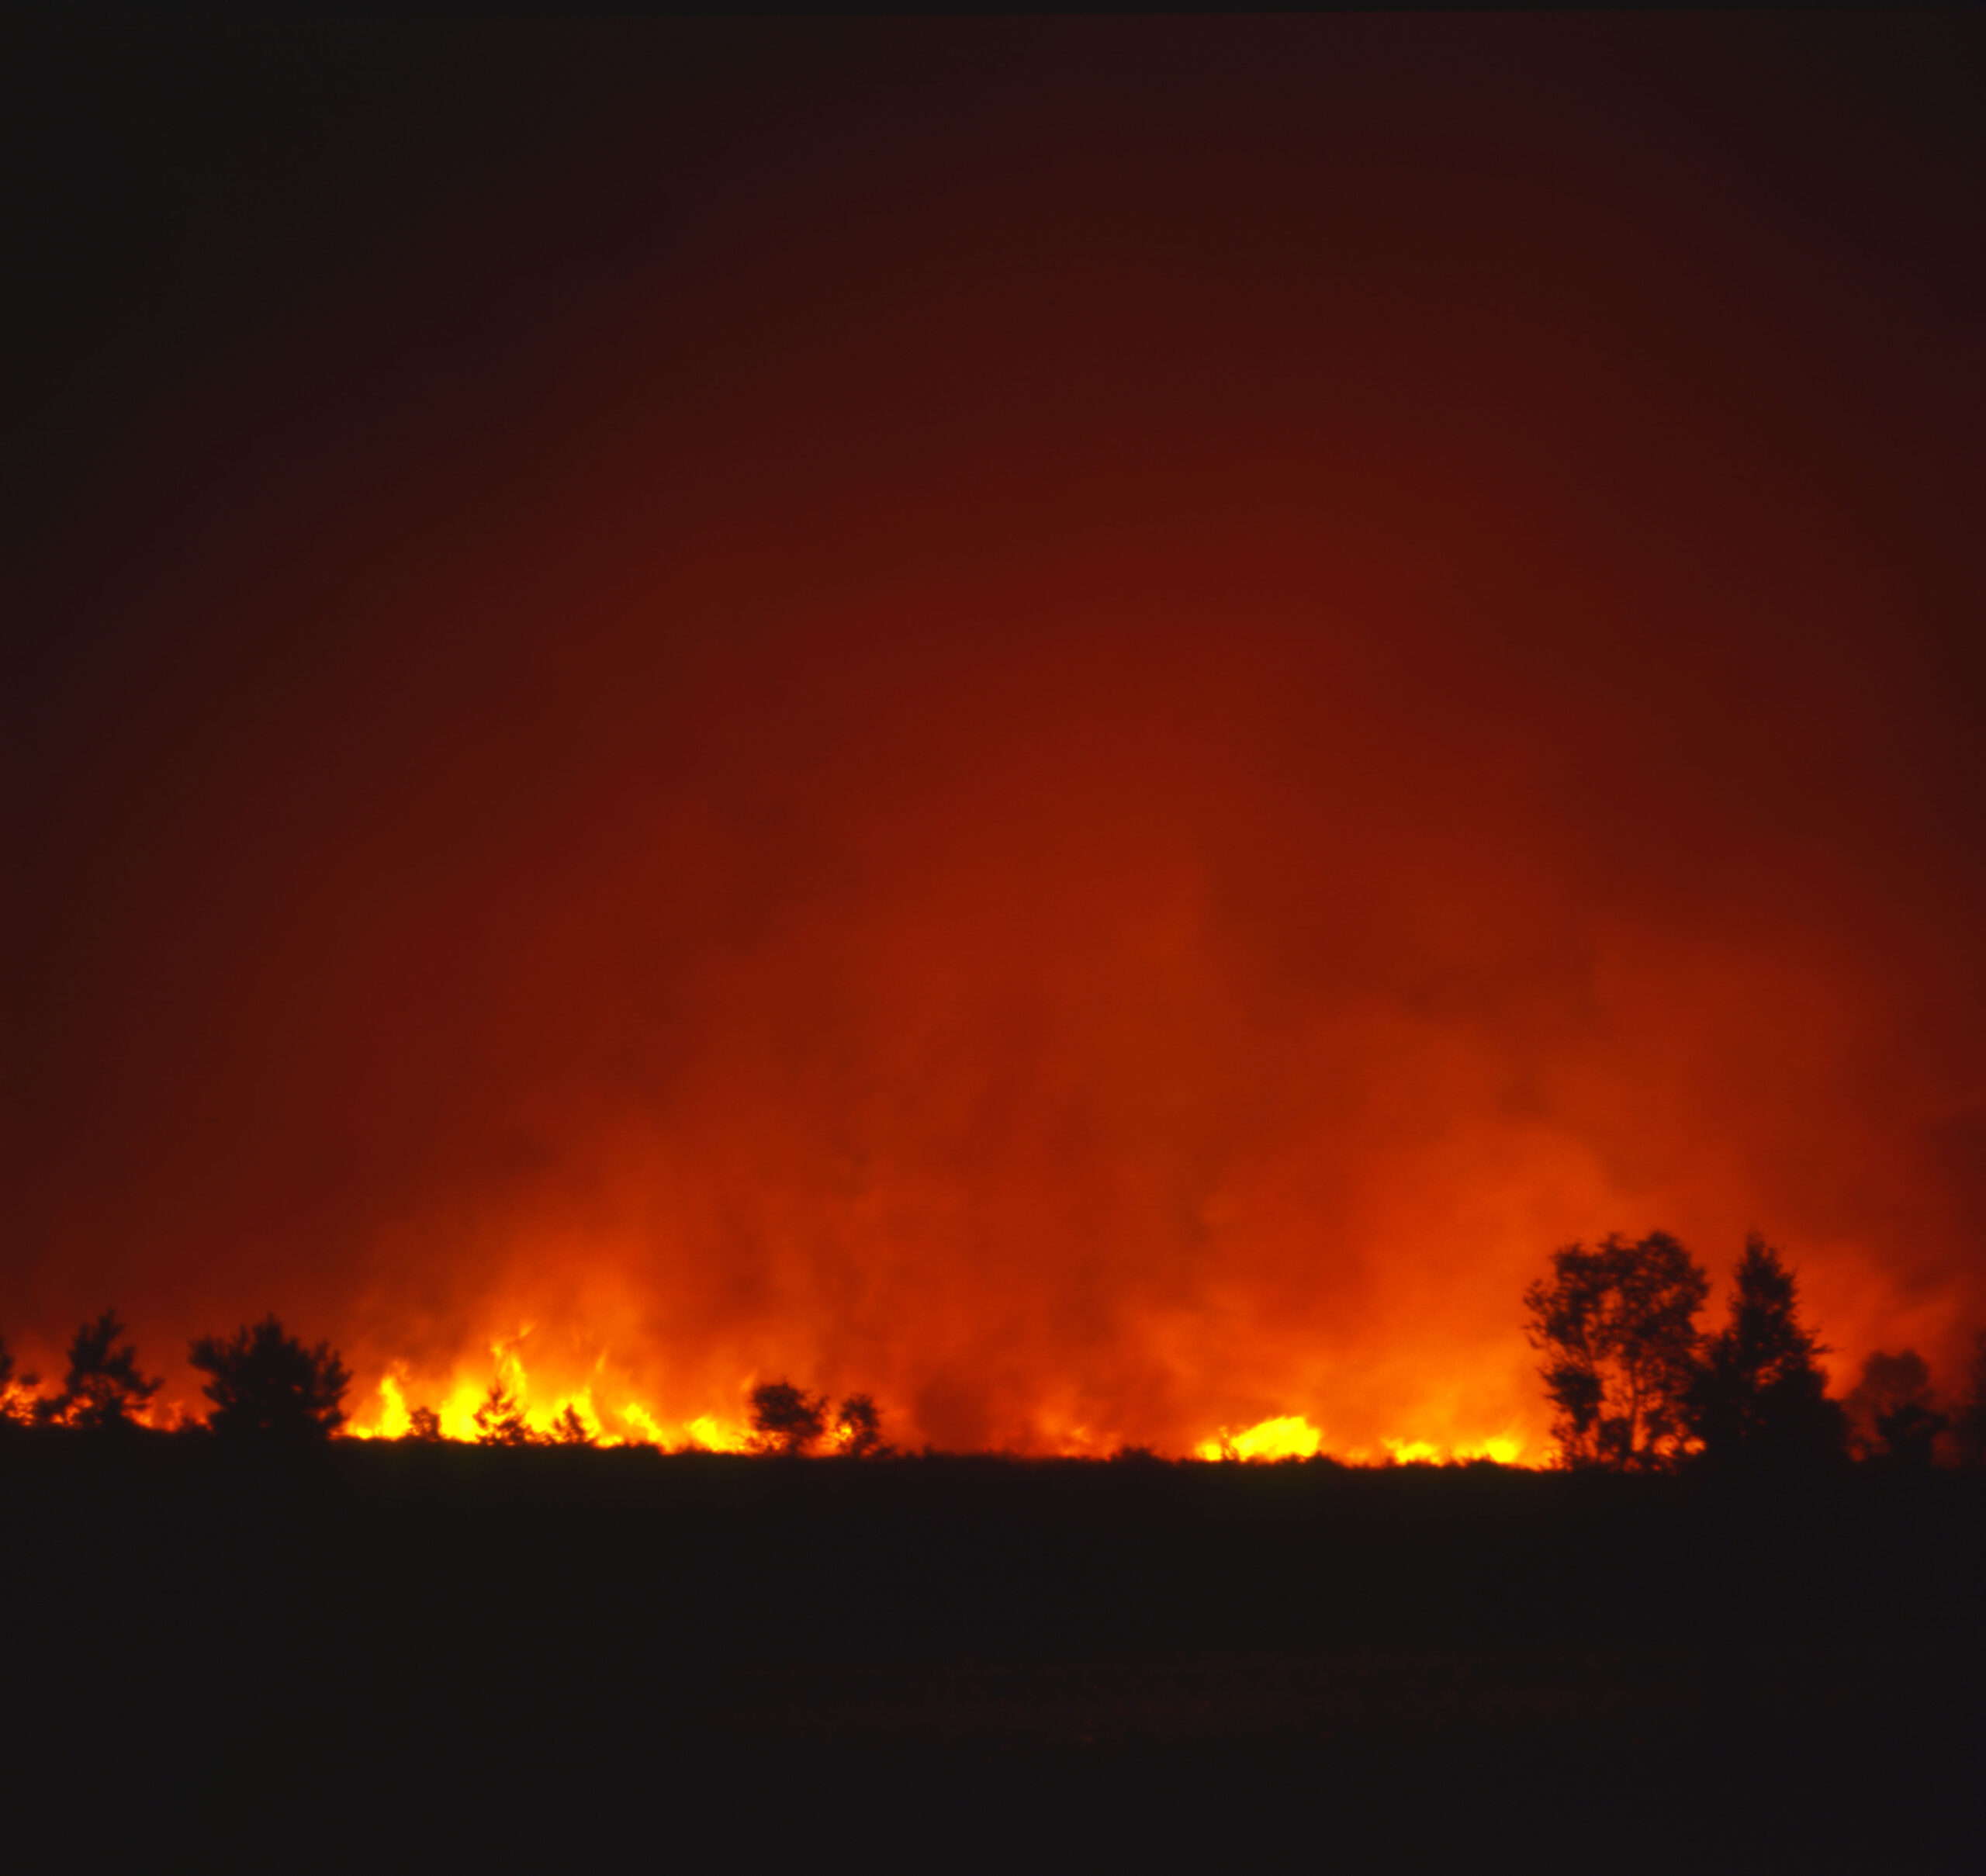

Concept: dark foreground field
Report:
left=2, top=1438, right=1980, bottom=1871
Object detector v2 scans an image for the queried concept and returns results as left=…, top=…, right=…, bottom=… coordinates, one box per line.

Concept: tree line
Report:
left=0, top=1311, right=895, bottom=1456
left=0, top=1312, right=352, bottom=1442
left=1524, top=1230, right=1986, bottom=1471
left=4, top=1242, right=1984, bottom=1467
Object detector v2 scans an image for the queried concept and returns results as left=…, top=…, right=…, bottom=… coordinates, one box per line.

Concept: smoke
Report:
left=13, top=17, right=1985, bottom=1451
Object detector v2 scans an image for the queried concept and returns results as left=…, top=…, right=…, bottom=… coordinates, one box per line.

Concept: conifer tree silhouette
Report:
left=36, top=1310, right=161, bottom=1429
left=473, top=1377, right=537, bottom=1445
left=189, top=1314, right=351, bottom=1441
left=406, top=1404, right=445, bottom=1442
left=550, top=1403, right=595, bottom=1445
left=1684, top=1237, right=1846, bottom=1469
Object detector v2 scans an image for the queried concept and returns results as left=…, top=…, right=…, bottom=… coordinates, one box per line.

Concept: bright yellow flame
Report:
left=369, top=1371, right=412, bottom=1441
left=680, top=1413, right=751, bottom=1453
left=438, top=1373, right=492, bottom=1442
left=618, top=1400, right=666, bottom=1446
left=1195, top=1414, right=1323, bottom=1462
left=341, top=1345, right=1538, bottom=1464
left=546, top=1386, right=600, bottom=1442
left=1341, top=1430, right=1528, bottom=1466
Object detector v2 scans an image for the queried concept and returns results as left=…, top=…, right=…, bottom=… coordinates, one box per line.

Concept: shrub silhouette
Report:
left=473, top=1378, right=537, bottom=1446
left=189, top=1315, right=351, bottom=1441
left=405, top=1404, right=445, bottom=1443
left=1953, top=1331, right=1986, bottom=1469
left=550, top=1403, right=595, bottom=1446
left=35, top=1310, right=161, bottom=1430
left=833, top=1392, right=888, bottom=1458
left=1524, top=1233, right=1708, bottom=1469
left=1846, top=1350, right=1946, bottom=1466
left=0, top=1337, right=38, bottom=1424
left=1684, top=1237, right=1845, bottom=1470
left=748, top=1380, right=825, bottom=1455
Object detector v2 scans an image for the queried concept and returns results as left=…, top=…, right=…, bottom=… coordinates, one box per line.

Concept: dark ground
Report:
left=2, top=1437, right=1979, bottom=1871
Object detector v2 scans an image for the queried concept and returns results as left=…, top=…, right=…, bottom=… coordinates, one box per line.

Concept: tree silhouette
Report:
left=473, top=1377, right=537, bottom=1446
left=406, top=1404, right=445, bottom=1442
left=189, top=1315, right=351, bottom=1442
left=1683, top=1236, right=1846, bottom=1470
left=1953, top=1331, right=1986, bottom=1470
left=35, top=1310, right=161, bottom=1429
left=549, top=1403, right=595, bottom=1446
left=748, top=1380, right=825, bottom=1455
left=1524, top=1233, right=1708, bottom=1469
left=1845, top=1350, right=1946, bottom=1466
left=833, top=1392, right=888, bottom=1458
left=0, top=1336, right=39, bottom=1423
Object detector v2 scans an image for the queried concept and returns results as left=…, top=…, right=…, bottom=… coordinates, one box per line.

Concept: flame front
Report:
left=344, top=1345, right=1543, bottom=1462
left=349, top=1349, right=761, bottom=1454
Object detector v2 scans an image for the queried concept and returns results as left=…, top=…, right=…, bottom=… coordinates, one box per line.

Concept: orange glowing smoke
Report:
left=15, top=19, right=1986, bottom=1457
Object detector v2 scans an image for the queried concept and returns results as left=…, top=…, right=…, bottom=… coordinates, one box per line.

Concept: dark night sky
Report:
left=10, top=16, right=1985, bottom=1453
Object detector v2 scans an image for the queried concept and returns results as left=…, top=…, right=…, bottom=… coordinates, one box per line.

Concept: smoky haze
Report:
left=13, top=17, right=1985, bottom=1453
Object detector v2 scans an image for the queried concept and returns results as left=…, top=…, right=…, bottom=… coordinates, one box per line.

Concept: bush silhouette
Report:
left=1846, top=1350, right=1946, bottom=1466
left=833, top=1392, right=888, bottom=1458
left=1524, top=1233, right=1708, bottom=1469
left=473, top=1378, right=537, bottom=1445
left=0, top=1336, right=38, bottom=1424
left=550, top=1403, right=595, bottom=1446
left=1953, top=1331, right=1986, bottom=1469
left=405, top=1404, right=445, bottom=1442
left=748, top=1380, right=825, bottom=1455
left=189, top=1314, right=351, bottom=1441
left=1684, top=1237, right=1845, bottom=1470
left=35, top=1310, right=161, bottom=1430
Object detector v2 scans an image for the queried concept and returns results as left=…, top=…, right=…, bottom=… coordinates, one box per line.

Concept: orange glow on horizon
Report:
left=15, top=19, right=1983, bottom=1469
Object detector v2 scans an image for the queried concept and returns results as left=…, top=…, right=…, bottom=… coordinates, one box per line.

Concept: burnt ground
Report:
left=2, top=1438, right=1979, bottom=1870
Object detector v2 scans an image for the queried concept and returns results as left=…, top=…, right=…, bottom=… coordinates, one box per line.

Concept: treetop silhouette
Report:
left=405, top=1404, right=445, bottom=1442
left=36, top=1310, right=161, bottom=1430
left=1845, top=1349, right=1946, bottom=1466
left=0, top=1336, right=39, bottom=1424
left=1684, top=1236, right=1845, bottom=1470
left=1524, top=1233, right=1708, bottom=1469
left=1954, top=1331, right=1986, bottom=1470
left=833, top=1392, right=888, bottom=1458
left=550, top=1403, right=595, bottom=1446
left=749, top=1380, right=826, bottom=1455
left=189, top=1314, right=351, bottom=1441
left=473, top=1377, right=538, bottom=1445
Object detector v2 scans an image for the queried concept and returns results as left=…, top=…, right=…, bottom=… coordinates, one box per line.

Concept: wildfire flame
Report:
left=343, top=1357, right=1540, bottom=1462
left=347, top=1346, right=763, bottom=1453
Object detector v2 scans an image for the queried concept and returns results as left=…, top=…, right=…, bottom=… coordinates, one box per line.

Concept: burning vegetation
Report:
left=5, top=1234, right=1982, bottom=1471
